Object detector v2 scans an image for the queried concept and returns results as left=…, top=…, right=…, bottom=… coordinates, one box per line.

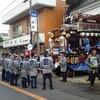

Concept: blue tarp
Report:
left=67, top=62, right=89, bottom=71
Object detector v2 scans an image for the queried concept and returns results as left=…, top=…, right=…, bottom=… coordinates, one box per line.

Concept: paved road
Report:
left=0, top=74, right=100, bottom=100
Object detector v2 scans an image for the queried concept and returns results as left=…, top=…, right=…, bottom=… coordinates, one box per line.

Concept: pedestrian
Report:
left=86, top=49, right=100, bottom=88
left=40, top=51, right=54, bottom=90
left=29, top=52, right=38, bottom=88
left=26, top=55, right=30, bottom=86
left=10, top=54, right=15, bottom=85
left=20, top=56, right=28, bottom=88
left=81, top=35, right=90, bottom=54
left=11, top=55, right=20, bottom=86
left=5, top=54, right=13, bottom=82
left=58, top=52, right=67, bottom=82
left=34, top=54, right=41, bottom=73
left=97, top=54, right=100, bottom=80
left=0, top=53, right=6, bottom=81
left=54, top=57, right=61, bottom=76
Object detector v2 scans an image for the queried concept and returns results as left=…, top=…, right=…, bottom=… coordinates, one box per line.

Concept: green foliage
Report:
left=0, top=36, right=3, bottom=42
left=66, top=0, right=86, bottom=10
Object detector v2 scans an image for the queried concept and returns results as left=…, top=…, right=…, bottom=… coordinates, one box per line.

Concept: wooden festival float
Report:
left=48, top=11, right=100, bottom=77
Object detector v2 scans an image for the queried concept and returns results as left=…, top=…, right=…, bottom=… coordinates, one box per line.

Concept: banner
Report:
left=67, top=62, right=89, bottom=71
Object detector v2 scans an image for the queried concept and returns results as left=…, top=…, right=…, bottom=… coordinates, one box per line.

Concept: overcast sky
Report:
left=0, top=0, right=23, bottom=33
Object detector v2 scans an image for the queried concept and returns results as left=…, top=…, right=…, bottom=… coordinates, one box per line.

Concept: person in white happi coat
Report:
left=0, top=53, right=6, bottom=81
left=20, top=56, right=29, bottom=88
left=29, top=53, right=38, bottom=88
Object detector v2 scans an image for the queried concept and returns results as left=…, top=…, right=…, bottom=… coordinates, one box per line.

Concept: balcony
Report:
left=2, top=0, right=56, bottom=24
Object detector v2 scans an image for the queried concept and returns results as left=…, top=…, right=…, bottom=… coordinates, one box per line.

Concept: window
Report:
left=13, top=25, right=22, bottom=37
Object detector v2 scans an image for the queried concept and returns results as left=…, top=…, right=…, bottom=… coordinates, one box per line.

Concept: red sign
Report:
left=25, top=50, right=31, bottom=56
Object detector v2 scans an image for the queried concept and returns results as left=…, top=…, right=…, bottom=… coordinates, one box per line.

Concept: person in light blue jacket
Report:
left=82, top=36, right=90, bottom=54
left=58, top=52, right=67, bottom=82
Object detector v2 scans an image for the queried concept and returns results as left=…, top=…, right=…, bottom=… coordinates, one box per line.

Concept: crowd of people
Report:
left=0, top=49, right=100, bottom=89
left=0, top=51, right=67, bottom=90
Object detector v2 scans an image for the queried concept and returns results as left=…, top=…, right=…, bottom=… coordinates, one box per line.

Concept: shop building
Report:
left=2, top=0, right=66, bottom=54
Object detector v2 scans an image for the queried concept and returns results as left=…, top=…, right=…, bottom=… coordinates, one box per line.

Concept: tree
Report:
left=0, top=36, right=3, bottom=42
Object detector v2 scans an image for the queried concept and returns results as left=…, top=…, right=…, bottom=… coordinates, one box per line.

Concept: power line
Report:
left=0, top=0, right=23, bottom=15
left=0, top=0, right=15, bottom=14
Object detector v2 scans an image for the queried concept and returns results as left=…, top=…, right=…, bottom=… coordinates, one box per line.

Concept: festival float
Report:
left=48, top=8, right=100, bottom=77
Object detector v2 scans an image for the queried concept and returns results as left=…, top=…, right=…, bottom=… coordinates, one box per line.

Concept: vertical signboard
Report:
left=31, top=10, right=38, bottom=32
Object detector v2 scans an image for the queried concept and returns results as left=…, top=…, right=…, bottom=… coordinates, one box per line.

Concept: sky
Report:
left=0, top=0, right=23, bottom=33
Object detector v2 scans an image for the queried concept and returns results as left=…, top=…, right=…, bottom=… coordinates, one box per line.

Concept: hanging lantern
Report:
left=61, top=31, right=66, bottom=35
left=95, top=33, right=98, bottom=37
left=90, top=33, right=94, bottom=37
left=80, top=32, right=85, bottom=36
left=50, top=32, right=54, bottom=38
left=86, top=33, right=89, bottom=37
left=70, top=31, right=73, bottom=34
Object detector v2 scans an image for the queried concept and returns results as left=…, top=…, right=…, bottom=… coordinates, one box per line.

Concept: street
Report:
left=0, top=73, right=100, bottom=100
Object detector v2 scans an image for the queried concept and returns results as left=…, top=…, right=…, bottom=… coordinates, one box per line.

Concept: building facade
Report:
left=70, top=0, right=100, bottom=15
left=2, top=0, right=66, bottom=54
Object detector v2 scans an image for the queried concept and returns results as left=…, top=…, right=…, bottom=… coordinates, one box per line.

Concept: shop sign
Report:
left=25, top=50, right=31, bottom=56
left=31, top=10, right=37, bottom=32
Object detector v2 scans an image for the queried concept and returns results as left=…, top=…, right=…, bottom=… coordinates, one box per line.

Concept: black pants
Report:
left=55, top=66, right=61, bottom=76
left=98, top=67, right=100, bottom=79
left=14, top=74, right=19, bottom=85
left=6, top=71, right=10, bottom=82
left=62, top=72, right=67, bottom=82
left=2, top=69, right=5, bottom=81
left=27, top=75, right=30, bottom=86
left=21, top=77, right=27, bottom=88
left=43, top=73, right=53, bottom=89
left=10, top=73, right=14, bottom=85
left=30, top=76, right=37, bottom=88
left=90, top=71, right=96, bottom=87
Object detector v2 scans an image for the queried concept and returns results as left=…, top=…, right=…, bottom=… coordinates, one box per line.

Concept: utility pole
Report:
left=37, top=31, right=40, bottom=56
left=24, top=0, right=40, bottom=55
left=29, top=0, right=32, bottom=44
left=24, top=0, right=32, bottom=44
